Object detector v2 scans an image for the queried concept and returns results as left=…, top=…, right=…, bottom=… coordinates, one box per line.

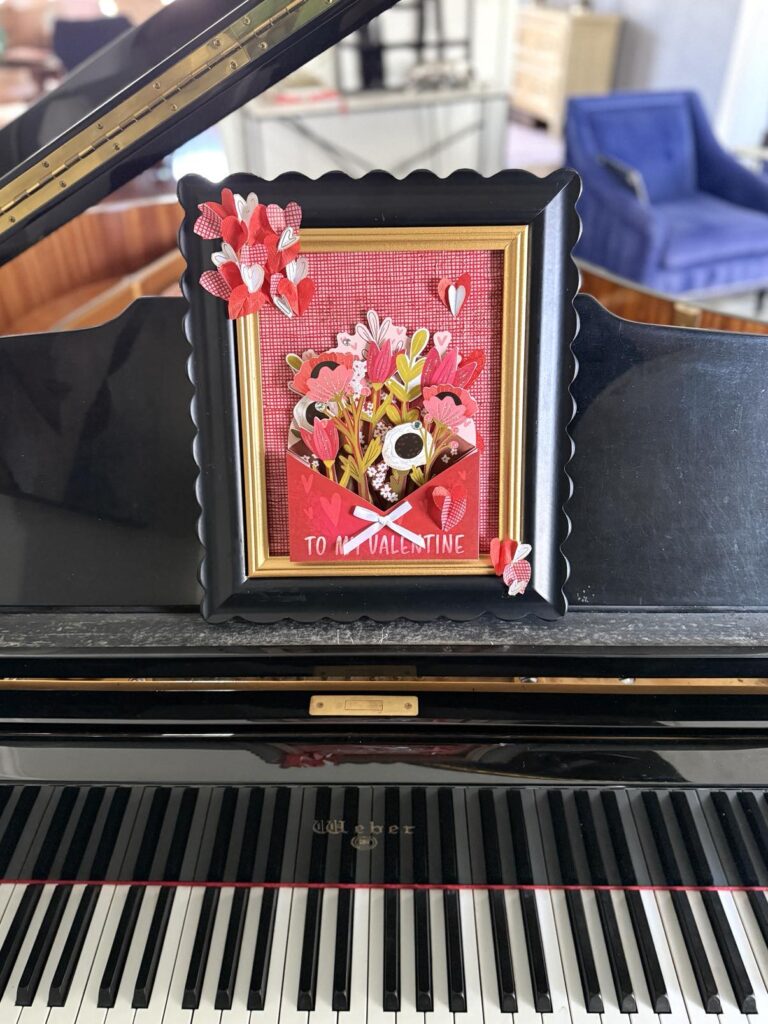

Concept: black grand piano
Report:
left=1, top=0, right=768, bottom=1021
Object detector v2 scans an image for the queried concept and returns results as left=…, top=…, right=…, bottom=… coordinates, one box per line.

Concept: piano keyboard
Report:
left=0, top=783, right=766, bottom=1020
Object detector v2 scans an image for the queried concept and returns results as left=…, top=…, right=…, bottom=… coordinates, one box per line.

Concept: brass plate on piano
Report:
left=309, top=695, right=419, bottom=716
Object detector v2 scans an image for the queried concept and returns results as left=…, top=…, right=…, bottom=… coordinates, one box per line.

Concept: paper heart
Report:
left=194, top=205, right=221, bottom=240
left=211, top=242, right=238, bottom=268
left=240, top=242, right=267, bottom=268
left=241, top=263, right=265, bottom=294
left=301, top=473, right=314, bottom=495
left=433, top=331, right=452, bottom=357
left=431, top=484, right=467, bottom=532
left=503, top=556, right=531, bottom=596
left=277, top=226, right=299, bottom=252
left=234, top=191, right=260, bottom=224
left=227, top=284, right=267, bottom=320
left=490, top=538, right=530, bottom=576
left=199, top=270, right=231, bottom=300
left=285, top=256, right=309, bottom=283
left=270, top=274, right=315, bottom=318
left=438, top=273, right=471, bottom=316
left=267, top=201, right=302, bottom=234
left=320, top=493, right=341, bottom=528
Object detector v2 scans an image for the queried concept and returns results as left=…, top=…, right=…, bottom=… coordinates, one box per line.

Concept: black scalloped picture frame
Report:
left=179, top=169, right=579, bottom=623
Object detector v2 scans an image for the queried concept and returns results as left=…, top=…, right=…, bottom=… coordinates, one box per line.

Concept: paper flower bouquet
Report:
left=286, top=309, right=484, bottom=563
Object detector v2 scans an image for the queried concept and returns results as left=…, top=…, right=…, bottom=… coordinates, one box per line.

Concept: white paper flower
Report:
left=382, top=422, right=430, bottom=471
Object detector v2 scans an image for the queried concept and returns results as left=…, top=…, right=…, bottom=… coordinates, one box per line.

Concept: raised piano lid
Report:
left=0, top=0, right=399, bottom=266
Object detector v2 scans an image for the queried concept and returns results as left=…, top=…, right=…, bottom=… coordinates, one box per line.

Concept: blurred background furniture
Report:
left=567, top=90, right=768, bottom=298
left=52, top=13, right=131, bottom=71
left=510, top=5, right=621, bottom=134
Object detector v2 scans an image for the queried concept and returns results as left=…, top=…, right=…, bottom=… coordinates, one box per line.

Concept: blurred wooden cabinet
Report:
left=511, top=6, right=621, bottom=134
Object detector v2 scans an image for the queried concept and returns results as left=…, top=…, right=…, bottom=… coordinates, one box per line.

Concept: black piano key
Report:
left=332, top=787, right=359, bottom=1011
left=671, top=791, right=756, bottom=1014
left=248, top=787, right=291, bottom=1010
left=506, top=790, right=551, bottom=1013
left=216, top=787, right=264, bottom=1010
left=382, top=787, right=401, bottom=1013
left=575, top=791, right=636, bottom=1013
left=132, top=885, right=175, bottom=1008
left=16, top=786, right=106, bottom=1005
left=0, top=787, right=40, bottom=876
left=738, top=791, right=768, bottom=870
left=479, top=789, right=516, bottom=1012
left=411, top=787, right=433, bottom=1012
left=711, top=790, right=768, bottom=950
left=182, top=887, right=219, bottom=1009
left=0, top=786, right=78, bottom=999
left=47, top=885, right=100, bottom=1006
left=601, top=790, right=670, bottom=1014
left=15, top=884, right=71, bottom=1005
left=547, top=790, right=603, bottom=1014
left=297, top=787, right=332, bottom=1012
left=439, top=787, right=466, bottom=1013
left=132, top=786, right=200, bottom=1007
left=642, top=791, right=721, bottom=1013
left=182, top=786, right=237, bottom=1009
left=98, top=786, right=172, bottom=1006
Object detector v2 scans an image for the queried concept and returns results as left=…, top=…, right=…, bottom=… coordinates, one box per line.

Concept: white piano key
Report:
left=18, top=883, right=86, bottom=1024
left=532, top=891, right=571, bottom=1024
left=307, top=887, right=337, bottom=1024
left=259, top=888, right=293, bottom=1024
left=0, top=882, right=18, bottom=924
left=219, top=886, right=261, bottom=1024
left=730, top=889, right=768, bottom=992
left=397, top=888, right=424, bottom=1024
left=715, top=889, right=768, bottom=1019
left=157, top=886, right=203, bottom=1024
left=336, top=887, right=368, bottom=1024
left=0, top=883, right=56, bottom=1024
left=427, top=888, right=452, bottom=1024
left=580, top=888, right=623, bottom=1024
left=686, top=892, right=745, bottom=1024
left=458, top=888, right=484, bottom=1021
left=279, top=886, right=309, bottom=1024
left=547, top=889, right=594, bottom=1024
left=649, top=892, right=700, bottom=1024
left=191, top=885, right=233, bottom=1024
left=609, top=891, right=658, bottom=1024
left=132, top=887, right=192, bottom=1024
left=0, top=885, right=29, bottom=962
left=473, top=890, right=508, bottom=1024
left=367, top=889, right=395, bottom=1024
left=105, top=885, right=161, bottom=1024
left=47, top=884, right=120, bottom=1024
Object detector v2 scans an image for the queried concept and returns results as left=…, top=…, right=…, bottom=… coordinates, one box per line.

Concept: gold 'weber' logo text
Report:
left=313, top=819, right=415, bottom=850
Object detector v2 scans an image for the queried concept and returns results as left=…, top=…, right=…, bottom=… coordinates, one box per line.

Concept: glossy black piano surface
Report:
left=0, top=294, right=767, bottom=613
left=0, top=691, right=766, bottom=1020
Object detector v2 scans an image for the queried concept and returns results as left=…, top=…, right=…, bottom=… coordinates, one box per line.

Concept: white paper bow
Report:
left=342, top=501, right=426, bottom=556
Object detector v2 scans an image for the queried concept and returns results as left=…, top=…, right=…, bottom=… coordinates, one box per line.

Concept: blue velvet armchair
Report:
left=566, top=91, right=768, bottom=295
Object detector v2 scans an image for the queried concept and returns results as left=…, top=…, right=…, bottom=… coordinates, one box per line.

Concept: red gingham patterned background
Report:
left=254, top=248, right=504, bottom=555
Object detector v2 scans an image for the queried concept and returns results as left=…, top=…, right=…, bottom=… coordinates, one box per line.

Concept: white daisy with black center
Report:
left=293, top=395, right=333, bottom=432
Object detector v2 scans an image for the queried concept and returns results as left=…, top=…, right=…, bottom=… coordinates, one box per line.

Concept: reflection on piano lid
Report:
left=0, top=0, right=400, bottom=264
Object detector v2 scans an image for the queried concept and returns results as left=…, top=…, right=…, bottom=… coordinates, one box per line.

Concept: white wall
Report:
left=717, top=0, right=768, bottom=148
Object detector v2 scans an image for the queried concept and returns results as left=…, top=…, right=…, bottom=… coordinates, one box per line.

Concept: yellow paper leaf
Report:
left=410, top=328, right=429, bottom=359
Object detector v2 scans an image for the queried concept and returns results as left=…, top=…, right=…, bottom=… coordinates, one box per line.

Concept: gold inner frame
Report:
left=236, top=225, right=529, bottom=578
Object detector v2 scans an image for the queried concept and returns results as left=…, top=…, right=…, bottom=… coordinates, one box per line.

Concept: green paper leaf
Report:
left=410, top=328, right=429, bottom=360
left=286, top=353, right=303, bottom=372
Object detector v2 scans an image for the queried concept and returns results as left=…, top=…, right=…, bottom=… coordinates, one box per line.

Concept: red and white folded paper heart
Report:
left=287, top=449, right=480, bottom=563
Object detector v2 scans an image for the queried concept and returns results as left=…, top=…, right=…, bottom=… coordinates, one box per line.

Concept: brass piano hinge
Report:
left=0, top=0, right=332, bottom=232
left=309, top=695, right=419, bottom=717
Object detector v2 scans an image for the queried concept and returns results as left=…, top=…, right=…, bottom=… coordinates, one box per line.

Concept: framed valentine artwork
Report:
left=179, top=169, right=579, bottom=622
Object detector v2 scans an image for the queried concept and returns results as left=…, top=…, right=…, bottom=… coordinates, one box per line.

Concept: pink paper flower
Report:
left=421, top=347, right=459, bottom=388
left=306, top=364, right=354, bottom=403
left=293, top=352, right=354, bottom=396
left=423, top=385, right=477, bottom=429
left=301, top=419, right=340, bottom=462
left=367, top=339, right=397, bottom=384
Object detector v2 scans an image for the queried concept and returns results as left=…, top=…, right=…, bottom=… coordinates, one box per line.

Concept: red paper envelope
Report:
left=287, top=449, right=480, bottom=563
